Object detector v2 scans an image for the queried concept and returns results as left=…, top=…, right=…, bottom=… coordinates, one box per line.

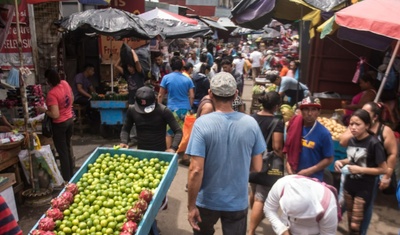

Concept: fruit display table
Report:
left=90, top=100, right=129, bottom=125
left=30, top=147, right=178, bottom=235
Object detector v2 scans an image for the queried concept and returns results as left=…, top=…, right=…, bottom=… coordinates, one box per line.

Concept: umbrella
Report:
left=334, top=0, right=400, bottom=102
left=58, top=8, right=163, bottom=40
left=199, top=17, right=228, bottom=31
left=231, top=0, right=275, bottom=29
left=148, top=18, right=211, bottom=39
left=230, top=26, right=263, bottom=36
left=139, top=7, right=198, bottom=25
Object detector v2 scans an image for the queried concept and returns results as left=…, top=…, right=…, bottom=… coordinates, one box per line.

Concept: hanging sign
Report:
left=0, top=0, right=33, bottom=69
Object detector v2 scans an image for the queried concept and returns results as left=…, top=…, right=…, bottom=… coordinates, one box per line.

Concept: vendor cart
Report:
left=90, top=100, right=129, bottom=138
left=30, top=147, right=178, bottom=235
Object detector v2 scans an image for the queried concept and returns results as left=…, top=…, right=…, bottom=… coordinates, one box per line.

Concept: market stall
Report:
left=30, top=147, right=178, bottom=235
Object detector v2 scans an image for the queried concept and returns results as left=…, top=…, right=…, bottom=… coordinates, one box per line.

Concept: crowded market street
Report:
left=18, top=79, right=399, bottom=235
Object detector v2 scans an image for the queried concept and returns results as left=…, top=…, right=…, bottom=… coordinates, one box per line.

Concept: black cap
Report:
left=134, top=87, right=156, bottom=114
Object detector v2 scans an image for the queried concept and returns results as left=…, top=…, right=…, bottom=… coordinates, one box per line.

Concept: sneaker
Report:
left=179, top=158, right=190, bottom=166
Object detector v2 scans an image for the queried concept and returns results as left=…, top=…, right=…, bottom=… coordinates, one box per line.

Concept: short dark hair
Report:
left=351, top=109, right=371, bottom=127
left=364, top=101, right=383, bottom=122
left=45, top=69, right=61, bottom=87
left=170, top=56, right=183, bottom=71
left=184, top=62, right=194, bottom=71
left=259, top=91, right=281, bottom=111
left=359, top=71, right=377, bottom=86
left=83, top=63, right=95, bottom=71
left=153, top=51, right=163, bottom=59
left=220, top=59, right=232, bottom=66
left=199, top=63, right=211, bottom=74
left=199, top=53, right=208, bottom=63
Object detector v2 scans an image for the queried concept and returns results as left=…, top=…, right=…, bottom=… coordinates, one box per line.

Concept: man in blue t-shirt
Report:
left=158, top=56, right=195, bottom=149
left=186, top=72, right=265, bottom=235
left=266, top=71, right=310, bottom=106
left=286, top=96, right=334, bottom=181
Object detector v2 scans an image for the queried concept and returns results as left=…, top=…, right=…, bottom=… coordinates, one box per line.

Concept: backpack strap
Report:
left=316, top=186, right=332, bottom=222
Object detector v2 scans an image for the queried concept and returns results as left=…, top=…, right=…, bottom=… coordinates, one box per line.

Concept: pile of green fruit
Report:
left=92, top=93, right=128, bottom=101
left=31, top=153, right=170, bottom=235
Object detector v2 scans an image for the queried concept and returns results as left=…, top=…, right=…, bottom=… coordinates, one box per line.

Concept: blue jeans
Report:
left=360, top=177, right=379, bottom=235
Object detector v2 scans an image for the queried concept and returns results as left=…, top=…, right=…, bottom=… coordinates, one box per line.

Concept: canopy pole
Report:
left=110, top=39, right=114, bottom=93
left=374, top=40, right=400, bottom=102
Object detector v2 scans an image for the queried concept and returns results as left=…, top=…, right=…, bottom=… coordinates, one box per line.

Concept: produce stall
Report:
left=91, top=92, right=129, bottom=138
left=30, top=147, right=178, bottom=235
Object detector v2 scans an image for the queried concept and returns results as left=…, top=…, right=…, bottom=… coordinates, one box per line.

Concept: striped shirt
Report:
left=0, top=195, right=22, bottom=235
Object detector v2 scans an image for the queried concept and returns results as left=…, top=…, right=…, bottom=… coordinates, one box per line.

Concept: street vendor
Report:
left=115, top=43, right=146, bottom=104
left=266, top=70, right=310, bottom=106
left=72, top=64, right=96, bottom=108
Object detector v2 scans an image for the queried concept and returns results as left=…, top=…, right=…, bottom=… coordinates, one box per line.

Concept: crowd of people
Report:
left=30, top=38, right=398, bottom=235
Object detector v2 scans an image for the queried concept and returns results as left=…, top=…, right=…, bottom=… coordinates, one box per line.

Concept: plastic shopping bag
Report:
left=177, top=114, right=196, bottom=153
left=18, top=145, right=64, bottom=187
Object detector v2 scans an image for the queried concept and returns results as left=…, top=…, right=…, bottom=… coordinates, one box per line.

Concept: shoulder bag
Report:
left=249, top=118, right=284, bottom=186
left=42, top=114, right=53, bottom=138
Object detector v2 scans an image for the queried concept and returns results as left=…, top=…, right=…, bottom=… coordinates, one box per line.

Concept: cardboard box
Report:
left=0, top=173, right=18, bottom=221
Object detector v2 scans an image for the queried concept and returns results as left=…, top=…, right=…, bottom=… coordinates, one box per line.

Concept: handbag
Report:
left=42, top=114, right=53, bottom=138
left=249, top=118, right=284, bottom=186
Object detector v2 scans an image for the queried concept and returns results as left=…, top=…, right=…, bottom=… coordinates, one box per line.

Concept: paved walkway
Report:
left=19, top=79, right=400, bottom=234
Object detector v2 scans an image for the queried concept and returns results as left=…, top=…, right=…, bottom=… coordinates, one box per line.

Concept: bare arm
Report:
left=380, top=126, right=398, bottom=189
left=77, top=84, right=92, bottom=99
left=345, top=90, right=375, bottom=110
left=297, top=157, right=334, bottom=176
left=45, top=105, right=60, bottom=119
left=348, top=160, right=387, bottom=175
left=250, top=153, right=263, bottom=172
left=339, top=127, right=352, bottom=147
left=272, top=132, right=284, bottom=157
left=158, top=87, right=167, bottom=104
left=114, top=57, right=124, bottom=75
left=187, top=155, right=204, bottom=231
left=198, top=102, right=214, bottom=117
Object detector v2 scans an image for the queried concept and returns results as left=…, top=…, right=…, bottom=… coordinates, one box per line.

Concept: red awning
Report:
left=335, top=0, right=400, bottom=40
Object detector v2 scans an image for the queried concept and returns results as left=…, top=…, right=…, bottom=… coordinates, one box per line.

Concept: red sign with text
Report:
left=0, top=0, right=34, bottom=69
left=109, top=0, right=144, bottom=14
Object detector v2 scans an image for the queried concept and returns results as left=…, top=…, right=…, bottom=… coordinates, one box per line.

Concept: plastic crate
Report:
left=30, top=147, right=178, bottom=235
left=90, top=100, right=129, bottom=125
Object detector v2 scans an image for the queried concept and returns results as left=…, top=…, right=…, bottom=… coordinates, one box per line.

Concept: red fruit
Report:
left=133, top=199, right=148, bottom=212
left=126, top=207, right=143, bottom=223
left=31, top=230, right=43, bottom=235
left=31, top=230, right=55, bottom=235
left=45, top=208, right=63, bottom=220
left=119, top=232, right=132, bottom=235
left=139, top=189, right=153, bottom=204
left=38, top=217, right=55, bottom=231
left=51, top=197, right=70, bottom=211
left=60, top=191, right=74, bottom=204
left=65, top=183, right=79, bottom=195
left=121, top=220, right=138, bottom=234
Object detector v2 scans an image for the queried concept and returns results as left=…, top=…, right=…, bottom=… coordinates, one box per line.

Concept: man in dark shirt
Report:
left=72, top=63, right=96, bottom=107
left=119, top=86, right=182, bottom=152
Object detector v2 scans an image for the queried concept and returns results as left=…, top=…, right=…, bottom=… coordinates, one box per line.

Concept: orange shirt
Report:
left=47, top=80, right=73, bottom=123
left=280, top=66, right=289, bottom=77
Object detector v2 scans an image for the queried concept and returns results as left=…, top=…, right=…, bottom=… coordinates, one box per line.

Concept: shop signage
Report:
left=0, top=0, right=33, bottom=69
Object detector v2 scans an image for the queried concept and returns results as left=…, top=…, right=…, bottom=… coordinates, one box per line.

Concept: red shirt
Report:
left=47, top=80, right=73, bottom=123
left=0, top=196, right=22, bottom=235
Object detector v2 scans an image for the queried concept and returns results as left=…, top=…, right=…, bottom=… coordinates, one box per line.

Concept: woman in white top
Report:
left=264, top=175, right=339, bottom=235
